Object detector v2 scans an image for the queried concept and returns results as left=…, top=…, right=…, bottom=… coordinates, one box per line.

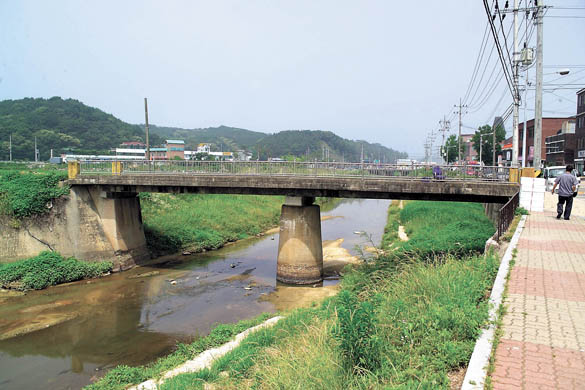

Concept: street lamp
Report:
left=520, top=68, right=570, bottom=167
left=479, top=132, right=494, bottom=166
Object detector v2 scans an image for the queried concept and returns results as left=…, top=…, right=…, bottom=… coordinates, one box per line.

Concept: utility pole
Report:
left=533, top=0, right=544, bottom=169
left=511, top=0, right=520, bottom=167
left=34, top=136, right=38, bottom=162
left=144, top=98, right=150, bottom=161
left=439, top=116, right=451, bottom=164
left=429, top=130, right=435, bottom=164
left=9, top=134, right=12, bottom=162
left=454, top=99, right=467, bottom=163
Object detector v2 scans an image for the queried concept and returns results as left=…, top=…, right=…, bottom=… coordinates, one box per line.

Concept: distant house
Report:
left=545, top=120, right=576, bottom=167
left=166, top=140, right=185, bottom=160
left=119, top=139, right=186, bottom=160
left=196, top=143, right=211, bottom=153
left=499, top=137, right=513, bottom=166
left=461, top=134, right=477, bottom=162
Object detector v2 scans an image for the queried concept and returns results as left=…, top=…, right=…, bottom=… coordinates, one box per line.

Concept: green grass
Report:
left=139, top=193, right=284, bottom=255
left=398, top=201, right=495, bottom=258
left=0, top=251, right=112, bottom=291
left=0, top=169, right=69, bottom=218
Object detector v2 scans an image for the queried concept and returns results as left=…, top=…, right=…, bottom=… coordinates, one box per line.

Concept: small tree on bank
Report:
left=441, top=134, right=458, bottom=164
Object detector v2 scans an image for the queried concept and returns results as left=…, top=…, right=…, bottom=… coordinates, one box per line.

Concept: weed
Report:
left=0, top=170, right=69, bottom=218
left=0, top=251, right=112, bottom=290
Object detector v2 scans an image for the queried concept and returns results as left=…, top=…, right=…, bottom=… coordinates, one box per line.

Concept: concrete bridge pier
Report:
left=276, top=196, right=323, bottom=285
left=69, top=187, right=150, bottom=271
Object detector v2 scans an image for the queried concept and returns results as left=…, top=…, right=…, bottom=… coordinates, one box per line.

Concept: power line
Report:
left=483, top=0, right=517, bottom=100
left=496, top=1, right=515, bottom=70
left=465, top=8, right=515, bottom=108
left=462, top=22, right=492, bottom=104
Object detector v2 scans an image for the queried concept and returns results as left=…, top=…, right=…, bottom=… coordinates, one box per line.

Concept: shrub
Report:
left=515, top=206, right=529, bottom=215
left=0, top=170, right=69, bottom=218
left=332, top=290, right=381, bottom=373
left=0, top=251, right=112, bottom=290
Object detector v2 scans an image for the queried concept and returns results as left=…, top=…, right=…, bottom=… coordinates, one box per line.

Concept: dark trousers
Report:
left=557, top=195, right=574, bottom=219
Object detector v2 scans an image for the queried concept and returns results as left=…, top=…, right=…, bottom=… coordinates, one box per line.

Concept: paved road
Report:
left=490, top=208, right=585, bottom=389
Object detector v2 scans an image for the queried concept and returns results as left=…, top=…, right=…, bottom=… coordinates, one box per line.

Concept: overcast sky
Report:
left=1, top=0, right=584, bottom=158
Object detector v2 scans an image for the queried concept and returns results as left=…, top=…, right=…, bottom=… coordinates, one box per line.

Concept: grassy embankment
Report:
left=140, top=193, right=341, bottom=256
left=139, top=193, right=284, bottom=255
left=0, top=168, right=113, bottom=290
left=88, top=200, right=499, bottom=390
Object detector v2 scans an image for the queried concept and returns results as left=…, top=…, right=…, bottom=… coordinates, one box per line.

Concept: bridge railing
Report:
left=497, top=191, right=520, bottom=239
left=75, top=160, right=512, bottom=182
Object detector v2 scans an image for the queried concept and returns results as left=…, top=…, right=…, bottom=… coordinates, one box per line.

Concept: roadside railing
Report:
left=497, top=191, right=519, bottom=239
left=72, top=160, right=513, bottom=182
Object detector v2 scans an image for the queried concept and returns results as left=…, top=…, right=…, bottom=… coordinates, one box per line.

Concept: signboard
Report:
left=578, top=150, right=585, bottom=158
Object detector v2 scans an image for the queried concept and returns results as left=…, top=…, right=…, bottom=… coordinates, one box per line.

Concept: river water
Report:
left=0, top=199, right=390, bottom=390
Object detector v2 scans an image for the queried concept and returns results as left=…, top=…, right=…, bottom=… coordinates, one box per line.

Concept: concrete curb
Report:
left=461, top=215, right=527, bottom=390
left=130, top=316, right=284, bottom=390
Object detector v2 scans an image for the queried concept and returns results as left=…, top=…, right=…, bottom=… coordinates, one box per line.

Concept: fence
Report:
left=74, top=160, right=512, bottom=182
left=497, top=191, right=520, bottom=239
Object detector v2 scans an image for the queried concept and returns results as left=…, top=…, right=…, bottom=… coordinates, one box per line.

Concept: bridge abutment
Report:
left=69, top=187, right=150, bottom=270
left=276, top=197, right=323, bottom=285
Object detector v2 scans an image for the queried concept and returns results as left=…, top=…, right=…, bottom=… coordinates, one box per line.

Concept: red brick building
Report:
left=518, top=117, right=572, bottom=167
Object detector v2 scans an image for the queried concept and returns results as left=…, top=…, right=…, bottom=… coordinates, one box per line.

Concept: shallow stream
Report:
left=0, top=199, right=390, bottom=390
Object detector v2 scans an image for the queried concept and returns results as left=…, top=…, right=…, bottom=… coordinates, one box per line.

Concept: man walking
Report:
left=551, top=164, right=579, bottom=220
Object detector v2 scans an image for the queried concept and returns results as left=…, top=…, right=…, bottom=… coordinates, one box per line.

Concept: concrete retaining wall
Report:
left=0, top=187, right=149, bottom=270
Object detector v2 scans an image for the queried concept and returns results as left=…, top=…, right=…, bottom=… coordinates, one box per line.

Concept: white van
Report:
left=543, top=166, right=581, bottom=193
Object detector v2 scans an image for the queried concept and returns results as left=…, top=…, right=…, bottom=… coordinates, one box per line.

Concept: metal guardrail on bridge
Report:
left=70, top=160, right=513, bottom=182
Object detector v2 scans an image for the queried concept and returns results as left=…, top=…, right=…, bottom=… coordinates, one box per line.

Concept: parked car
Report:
left=544, top=166, right=581, bottom=193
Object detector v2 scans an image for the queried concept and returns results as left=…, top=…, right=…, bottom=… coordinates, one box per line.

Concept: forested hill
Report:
left=0, top=97, right=407, bottom=162
left=149, top=126, right=407, bottom=163
left=0, top=97, right=163, bottom=160
left=253, top=130, right=407, bottom=162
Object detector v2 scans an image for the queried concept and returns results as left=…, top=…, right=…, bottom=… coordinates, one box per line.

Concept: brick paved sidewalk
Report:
left=491, top=212, right=585, bottom=390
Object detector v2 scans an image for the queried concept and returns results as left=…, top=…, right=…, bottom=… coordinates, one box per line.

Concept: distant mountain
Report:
left=252, top=130, right=407, bottom=162
left=0, top=97, right=163, bottom=160
left=0, top=97, right=407, bottom=162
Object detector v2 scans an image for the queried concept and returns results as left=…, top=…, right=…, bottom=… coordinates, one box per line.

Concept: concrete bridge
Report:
left=67, top=160, right=519, bottom=284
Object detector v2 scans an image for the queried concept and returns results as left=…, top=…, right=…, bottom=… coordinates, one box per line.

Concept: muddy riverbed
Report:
left=0, top=199, right=390, bottom=390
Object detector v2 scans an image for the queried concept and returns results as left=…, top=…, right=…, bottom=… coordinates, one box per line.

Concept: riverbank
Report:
left=87, top=200, right=500, bottom=390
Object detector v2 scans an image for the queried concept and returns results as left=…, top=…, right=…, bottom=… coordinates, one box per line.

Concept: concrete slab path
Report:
left=490, top=208, right=585, bottom=390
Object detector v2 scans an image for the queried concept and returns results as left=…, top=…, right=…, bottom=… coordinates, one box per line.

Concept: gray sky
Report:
left=1, top=0, right=584, bottom=158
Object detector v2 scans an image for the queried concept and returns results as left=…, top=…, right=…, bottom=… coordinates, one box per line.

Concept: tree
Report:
left=471, top=124, right=506, bottom=165
left=441, top=135, right=458, bottom=163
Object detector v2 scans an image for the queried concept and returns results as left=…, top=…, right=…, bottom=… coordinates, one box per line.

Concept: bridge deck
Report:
left=69, top=174, right=519, bottom=203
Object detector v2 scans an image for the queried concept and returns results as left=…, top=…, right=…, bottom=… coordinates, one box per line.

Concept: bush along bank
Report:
left=0, top=251, right=112, bottom=291
left=86, top=200, right=499, bottom=390
left=0, top=169, right=68, bottom=218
